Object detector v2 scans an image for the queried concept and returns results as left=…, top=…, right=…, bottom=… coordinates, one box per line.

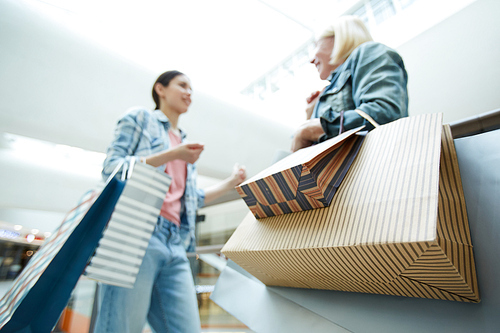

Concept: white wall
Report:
left=1, top=0, right=499, bottom=236
left=396, top=0, right=500, bottom=123
left=0, top=0, right=293, bottom=233
left=0, top=0, right=294, bottom=180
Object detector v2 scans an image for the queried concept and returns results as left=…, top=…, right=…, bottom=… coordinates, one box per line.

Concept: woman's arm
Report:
left=102, top=109, right=205, bottom=179
left=102, top=112, right=144, bottom=180
left=143, top=143, right=204, bottom=167
left=203, top=164, right=247, bottom=204
left=350, top=43, right=408, bottom=125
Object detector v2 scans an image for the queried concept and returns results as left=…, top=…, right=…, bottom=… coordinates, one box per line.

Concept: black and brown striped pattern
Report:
left=237, top=127, right=366, bottom=218
left=223, top=114, right=480, bottom=302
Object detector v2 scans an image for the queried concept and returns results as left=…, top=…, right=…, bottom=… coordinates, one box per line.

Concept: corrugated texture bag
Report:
left=223, top=113, right=480, bottom=303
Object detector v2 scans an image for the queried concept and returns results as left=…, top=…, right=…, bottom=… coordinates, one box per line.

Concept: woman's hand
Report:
left=172, top=143, right=204, bottom=164
left=142, top=142, right=204, bottom=167
left=228, top=163, right=247, bottom=188
left=291, top=118, right=324, bottom=152
left=203, top=163, right=247, bottom=204
left=305, top=90, right=321, bottom=120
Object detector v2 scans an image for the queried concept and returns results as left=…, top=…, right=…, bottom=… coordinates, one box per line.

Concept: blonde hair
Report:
left=319, top=16, right=373, bottom=67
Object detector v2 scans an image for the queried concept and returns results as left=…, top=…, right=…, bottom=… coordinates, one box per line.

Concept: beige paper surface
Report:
left=223, top=114, right=480, bottom=302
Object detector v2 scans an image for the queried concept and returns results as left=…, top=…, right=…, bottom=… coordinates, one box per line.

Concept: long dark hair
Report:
left=152, top=70, right=185, bottom=110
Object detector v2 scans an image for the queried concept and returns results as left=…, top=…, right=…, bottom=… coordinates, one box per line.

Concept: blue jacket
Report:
left=313, top=41, right=408, bottom=140
left=102, top=108, right=205, bottom=252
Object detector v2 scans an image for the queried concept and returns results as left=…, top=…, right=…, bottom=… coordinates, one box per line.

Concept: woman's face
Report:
left=310, top=37, right=337, bottom=80
left=159, top=74, right=192, bottom=114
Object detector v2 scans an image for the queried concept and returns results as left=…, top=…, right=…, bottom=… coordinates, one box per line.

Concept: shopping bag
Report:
left=0, top=160, right=170, bottom=332
left=223, top=113, right=480, bottom=303
left=237, top=122, right=366, bottom=218
left=84, top=160, right=171, bottom=288
left=0, top=179, right=122, bottom=333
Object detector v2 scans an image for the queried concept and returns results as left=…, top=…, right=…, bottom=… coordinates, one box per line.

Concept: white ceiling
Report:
left=25, top=0, right=343, bottom=97
left=2, top=0, right=499, bottom=235
left=0, top=0, right=339, bottom=233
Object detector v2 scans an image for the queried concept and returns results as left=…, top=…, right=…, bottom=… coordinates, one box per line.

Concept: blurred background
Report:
left=1, top=0, right=499, bottom=331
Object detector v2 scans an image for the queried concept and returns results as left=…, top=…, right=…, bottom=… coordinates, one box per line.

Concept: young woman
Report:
left=292, top=16, right=409, bottom=151
left=95, top=70, right=246, bottom=333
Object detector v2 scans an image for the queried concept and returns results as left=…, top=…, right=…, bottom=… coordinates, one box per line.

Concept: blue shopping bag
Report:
left=0, top=160, right=170, bottom=333
left=0, top=177, right=124, bottom=333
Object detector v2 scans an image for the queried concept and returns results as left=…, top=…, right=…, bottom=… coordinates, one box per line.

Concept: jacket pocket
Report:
left=318, top=70, right=355, bottom=123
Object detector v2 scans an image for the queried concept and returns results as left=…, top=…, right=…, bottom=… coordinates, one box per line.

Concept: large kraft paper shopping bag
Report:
left=223, top=113, right=480, bottom=303
left=237, top=126, right=366, bottom=218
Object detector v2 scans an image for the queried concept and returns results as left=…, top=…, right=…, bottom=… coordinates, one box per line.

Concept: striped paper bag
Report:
left=237, top=125, right=366, bottom=218
left=0, top=178, right=122, bottom=332
left=223, top=113, right=480, bottom=303
left=0, top=161, right=170, bottom=332
left=84, top=161, right=171, bottom=288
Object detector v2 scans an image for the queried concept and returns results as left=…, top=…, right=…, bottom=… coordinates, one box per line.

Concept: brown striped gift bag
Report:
left=237, top=125, right=366, bottom=218
left=223, top=113, right=480, bottom=303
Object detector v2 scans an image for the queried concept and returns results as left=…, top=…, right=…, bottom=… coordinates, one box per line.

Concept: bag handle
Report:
left=339, top=109, right=380, bottom=135
left=355, top=109, right=380, bottom=129
left=105, top=157, right=136, bottom=185
left=123, top=157, right=136, bottom=181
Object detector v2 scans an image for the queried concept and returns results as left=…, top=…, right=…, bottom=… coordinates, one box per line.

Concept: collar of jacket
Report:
left=327, top=58, right=350, bottom=82
left=153, top=109, right=187, bottom=139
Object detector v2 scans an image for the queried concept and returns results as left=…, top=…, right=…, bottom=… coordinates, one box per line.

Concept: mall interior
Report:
left=1, top=0, right=499, bottom=332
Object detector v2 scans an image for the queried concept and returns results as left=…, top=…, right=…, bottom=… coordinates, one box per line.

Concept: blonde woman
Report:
left=292, top=16, right=408, bottom=151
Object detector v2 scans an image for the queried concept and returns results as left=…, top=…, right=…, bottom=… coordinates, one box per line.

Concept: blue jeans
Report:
left=94, top=217, right=201, bottom=333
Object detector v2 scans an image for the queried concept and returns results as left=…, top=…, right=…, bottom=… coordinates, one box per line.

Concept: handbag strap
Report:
left=123, top=157, right=136, bottom=180
left=355, top=109, right=380, bottom=129
left=338, top=109, right=380, bottom=135
left=106, top=160, right=126, bottom=184
left=104, top=156, right=136, bottom=184
left=107, top=111, right=148, bottom=183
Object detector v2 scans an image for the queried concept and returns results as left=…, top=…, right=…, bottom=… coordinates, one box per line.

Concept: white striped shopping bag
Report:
left=0, top=159, right=170, bottom=332
left=84, top=160, right=171, bottom=288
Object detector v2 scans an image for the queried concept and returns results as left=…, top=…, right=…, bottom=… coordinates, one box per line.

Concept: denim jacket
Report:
left=102, top=108, right=205, bottom=252
left=313, top=41, right=408, bottom=140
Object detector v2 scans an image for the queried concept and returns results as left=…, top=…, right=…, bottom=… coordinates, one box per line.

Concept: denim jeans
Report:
left=94, top=217, right=201, bottom=333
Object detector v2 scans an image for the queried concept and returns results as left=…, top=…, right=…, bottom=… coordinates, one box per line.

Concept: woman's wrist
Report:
left=163, top=147, right=178, bottom=163
left=140, top=149, right=174, bottom=167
